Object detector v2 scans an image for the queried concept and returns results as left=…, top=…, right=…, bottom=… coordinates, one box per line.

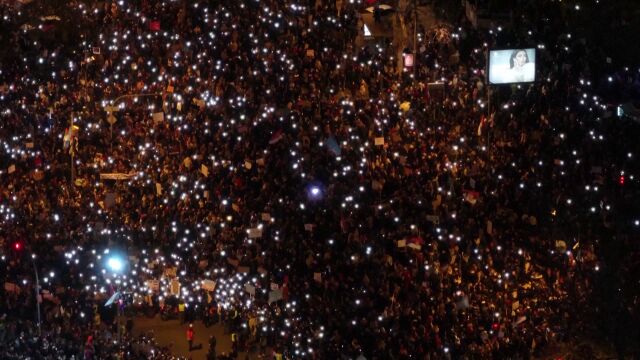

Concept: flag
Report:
left=63, top=125, right=79, bottom=151
left=149, top=20, right=161, bottom=31
left=407, top=235, right=424, bottom=246
left=269, top=129, right=284, bottom=144
left=63, top=128, right=70, bottom=149
left=326, top=136, right=341, bottom=156
left=463, top=189, right=480, bottom=204
left=42, top=23, right=55, bottom=32
left=477, top=114, right=486, bottom=136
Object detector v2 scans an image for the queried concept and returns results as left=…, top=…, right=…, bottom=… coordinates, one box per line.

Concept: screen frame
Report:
left=487, top=48, right=537, bottom=85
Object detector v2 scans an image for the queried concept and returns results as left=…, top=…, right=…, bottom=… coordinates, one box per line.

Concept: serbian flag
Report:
left=477, top=114, right=486, bottom=136
left=149, top=20, right=161, bottom=31
left=42, top=23, right=56, bottom=32
left=269, top=129, right=284, bottom=145
left=463, top=189, right=480, bottom=205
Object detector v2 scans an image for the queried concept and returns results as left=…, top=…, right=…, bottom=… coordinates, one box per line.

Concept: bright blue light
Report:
left=107, top=257, right=124, bottom=273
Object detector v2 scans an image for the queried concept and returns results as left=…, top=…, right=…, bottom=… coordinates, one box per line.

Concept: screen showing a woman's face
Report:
left=489, top=48, right=536, bottom=84
left=513, top=51, right=528, bottom=68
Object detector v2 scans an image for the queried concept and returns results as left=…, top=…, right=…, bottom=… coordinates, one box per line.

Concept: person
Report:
left=374, top=5, right=382, bottom=24
left=178, top=300, right=186, bottom=324
left=186, top=323, right=195, bottom=351
left=506, top=49, right=535, bottom=83
left=207, top=335, right=217, bottom=360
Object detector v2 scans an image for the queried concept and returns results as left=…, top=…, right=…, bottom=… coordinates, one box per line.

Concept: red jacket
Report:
left=187, top=328, right=194, bottom=340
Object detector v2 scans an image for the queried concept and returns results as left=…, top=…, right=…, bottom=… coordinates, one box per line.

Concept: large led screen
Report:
left=488, top=48, right=536, bottom=84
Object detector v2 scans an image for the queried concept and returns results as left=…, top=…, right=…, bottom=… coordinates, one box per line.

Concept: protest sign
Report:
left=201, top=280, right=216, bottom=291
left=146, top=280, right=160, bottom=292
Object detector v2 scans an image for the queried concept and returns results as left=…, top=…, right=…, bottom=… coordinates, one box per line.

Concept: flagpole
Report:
left=70, top=112, right=75, bottom=187
left=485, top=49, right=491, bottom=149
left=32, top=257, right=41, bottom=337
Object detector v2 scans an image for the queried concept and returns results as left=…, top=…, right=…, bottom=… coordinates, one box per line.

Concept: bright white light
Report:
left=311, top=187, right=320, bottom=196
left=107, top=257, right=124, bottom=273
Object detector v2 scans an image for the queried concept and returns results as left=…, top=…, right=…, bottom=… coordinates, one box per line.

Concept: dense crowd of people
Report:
left=0, top=0, right=638, bottom=359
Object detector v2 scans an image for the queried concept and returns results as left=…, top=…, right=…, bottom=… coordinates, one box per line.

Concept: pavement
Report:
left=133, top=316, right=245, bottom=359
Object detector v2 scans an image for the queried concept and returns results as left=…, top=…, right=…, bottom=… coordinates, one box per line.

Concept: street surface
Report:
left=133, top=316, right=243, bottom=359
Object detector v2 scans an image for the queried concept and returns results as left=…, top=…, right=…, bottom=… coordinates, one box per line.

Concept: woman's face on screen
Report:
left=514, top=51, right=528, bottom=67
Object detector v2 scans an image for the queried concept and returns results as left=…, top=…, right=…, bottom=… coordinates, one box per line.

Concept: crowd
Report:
left=0, top=0, right=638, bottom=359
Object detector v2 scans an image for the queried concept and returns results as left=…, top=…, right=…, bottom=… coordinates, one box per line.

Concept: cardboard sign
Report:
left=268, top=289, right=283, bottom=304
left=152, top=112, right=164, bottom=123
left=555, top=240, right=567, bottom=251
left=313, top=272, right=322, bottom=283
left=374, top=137, right=385, bottom=146
left=408, top=243, right=422, bottom=250
left=397, top=239, right=407, bottom=248
left=245, top=284, right=256, bottom=296
left=8, top=165, right=16, bottom=174
left=156, top=183, right=162, bottom=195
left=248, top=228, right=262, bottom=239
left=100, top=172, right=135, bottom=180
left=163, top=267, right=177, bottom=278
left=146, top=280, right=160, bottom=292
left=170, top=279, right=180, bottom=295
left=192, top=98, right=206, bottom=109
left=201, top=279, right=216, bottom=291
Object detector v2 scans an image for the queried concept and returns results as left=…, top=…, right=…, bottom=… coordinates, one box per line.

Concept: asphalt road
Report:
left=133, top=316, right=238, bottom=359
